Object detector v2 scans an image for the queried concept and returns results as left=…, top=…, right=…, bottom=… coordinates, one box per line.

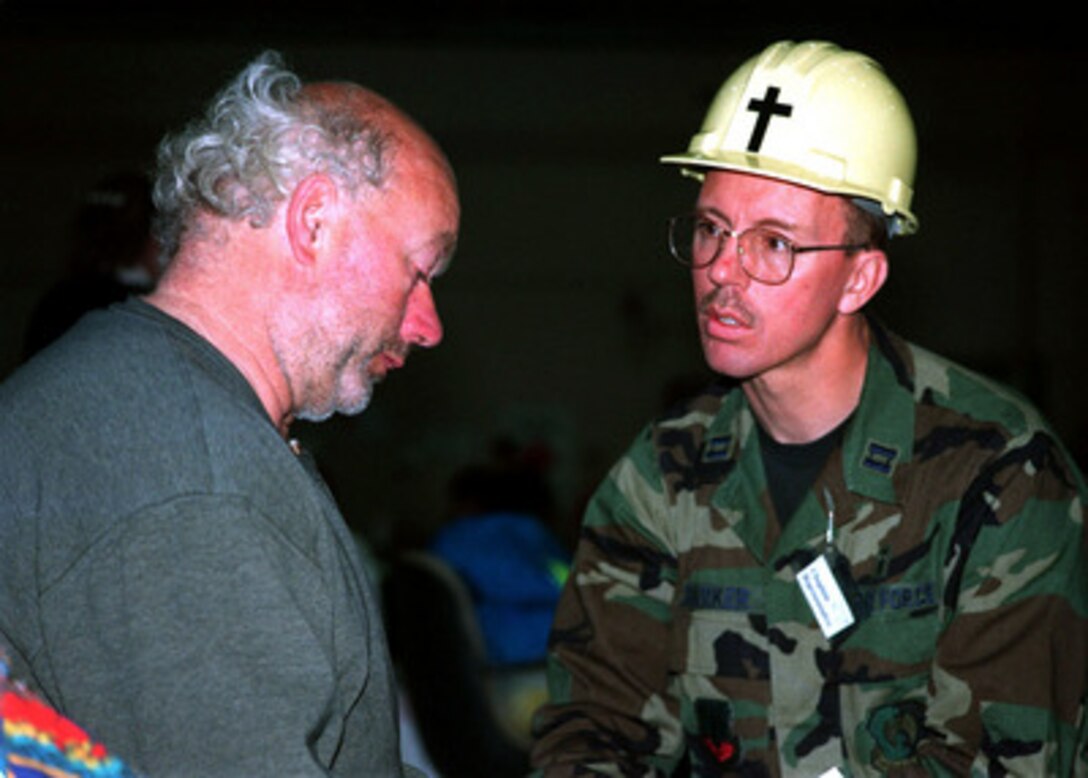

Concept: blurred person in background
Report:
left=22, top=171, right=161, bottom=359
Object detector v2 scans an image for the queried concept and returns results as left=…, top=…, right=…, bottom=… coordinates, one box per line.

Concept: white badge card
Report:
left=797, top=555, right=856, bottom=639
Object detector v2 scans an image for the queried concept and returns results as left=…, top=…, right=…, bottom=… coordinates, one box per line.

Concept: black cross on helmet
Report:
left=661, top=40, right=919, bottom=237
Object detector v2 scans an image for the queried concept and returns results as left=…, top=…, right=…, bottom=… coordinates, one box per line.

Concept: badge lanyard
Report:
left=797, top=489, right=856, bottom=639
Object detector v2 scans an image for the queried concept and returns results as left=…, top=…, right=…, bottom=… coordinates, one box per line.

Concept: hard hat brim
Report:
left=660, top=151, right=919, bottom=237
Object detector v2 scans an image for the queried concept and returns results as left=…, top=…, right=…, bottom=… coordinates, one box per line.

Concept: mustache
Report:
left=697, top=286, right=755, bottom=327
left=384, top=340, right=412, bottom=362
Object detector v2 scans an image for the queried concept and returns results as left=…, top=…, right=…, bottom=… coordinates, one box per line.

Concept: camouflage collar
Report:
left=700, top=321, right=914, bottom=506
left=840, top=324, right=915, bottom=504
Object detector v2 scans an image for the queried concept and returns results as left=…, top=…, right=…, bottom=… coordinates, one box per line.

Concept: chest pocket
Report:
left=838, top=579, right=942, bottom=675
left=669, top=580, right=771, bottom=679
left=665, top=579, right=775, bottom=772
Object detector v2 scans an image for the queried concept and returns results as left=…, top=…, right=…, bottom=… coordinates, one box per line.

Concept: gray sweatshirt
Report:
left=0, top=299, right=411, bottom=776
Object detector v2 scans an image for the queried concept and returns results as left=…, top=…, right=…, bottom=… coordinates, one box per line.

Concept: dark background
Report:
left=2, top=2, right=1085, bottom=556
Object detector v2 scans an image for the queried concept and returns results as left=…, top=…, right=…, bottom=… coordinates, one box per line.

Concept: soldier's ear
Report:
left=838, top=249, right=888, bottom=315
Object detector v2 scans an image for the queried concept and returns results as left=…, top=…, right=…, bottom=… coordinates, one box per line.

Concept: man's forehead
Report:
left=698, top=169, right=850, bottom=217
left=430, top=234, right=458, bottom=275
left=387, top=183, right=459, bottom=272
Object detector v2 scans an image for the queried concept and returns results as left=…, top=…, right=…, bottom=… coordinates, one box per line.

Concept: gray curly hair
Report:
left=152, top=50, right=391, bottom=259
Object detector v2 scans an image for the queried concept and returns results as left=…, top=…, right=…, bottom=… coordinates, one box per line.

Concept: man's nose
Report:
left=400, top=282, right=443, bottom=348
left=705, top=237, right=750, bottom=288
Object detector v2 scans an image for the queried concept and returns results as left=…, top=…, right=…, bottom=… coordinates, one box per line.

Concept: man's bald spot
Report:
left=299, top=81, right=455, bottom=185
left=301, top=81, right=399, bottom=127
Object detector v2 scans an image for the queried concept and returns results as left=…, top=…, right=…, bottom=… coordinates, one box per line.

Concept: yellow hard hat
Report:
left=661, top=40, right=919, bottom=236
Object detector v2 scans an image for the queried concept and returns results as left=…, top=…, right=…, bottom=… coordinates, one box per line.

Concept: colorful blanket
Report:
left=1, top=658, right=137, bottom=778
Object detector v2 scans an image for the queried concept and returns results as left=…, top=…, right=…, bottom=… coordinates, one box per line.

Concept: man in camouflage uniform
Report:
left=530, top=40, right=1087, bottom=776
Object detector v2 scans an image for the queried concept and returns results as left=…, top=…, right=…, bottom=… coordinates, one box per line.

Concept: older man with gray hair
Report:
left=0, top=50, right=459, bottom=776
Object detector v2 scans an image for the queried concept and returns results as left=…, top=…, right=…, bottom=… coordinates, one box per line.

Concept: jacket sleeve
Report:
left=530, top=447, right=685, bottom=777
left=919, top=433, right=1088, bottom=776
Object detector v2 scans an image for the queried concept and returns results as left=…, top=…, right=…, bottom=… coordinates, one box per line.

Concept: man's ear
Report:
left=838, top=249, right=889, bottom=315
left=285, top=174, right=337, bottom=265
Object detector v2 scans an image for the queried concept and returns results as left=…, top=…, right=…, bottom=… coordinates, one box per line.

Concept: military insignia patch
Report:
left=703, top=435, right=733, bottom=462
left=867, top=700, right=927, bottom=770
left=862, top=441, right=899, bottom=475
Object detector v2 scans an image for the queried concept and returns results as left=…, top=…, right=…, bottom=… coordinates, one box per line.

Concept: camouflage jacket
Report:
left=531, top=325, right=1087, bottom=776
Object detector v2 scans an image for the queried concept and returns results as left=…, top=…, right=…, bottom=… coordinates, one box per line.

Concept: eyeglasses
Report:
left=666, top=213, right=870, bottom=286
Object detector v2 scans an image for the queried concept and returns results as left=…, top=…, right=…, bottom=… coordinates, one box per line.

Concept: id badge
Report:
left=798, top=488, right=860, bottom=640
left=798, top=554, right=855, bottom=639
